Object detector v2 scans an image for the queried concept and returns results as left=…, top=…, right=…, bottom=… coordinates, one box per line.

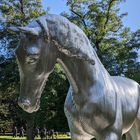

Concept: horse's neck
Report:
left=57, top=52, right=110, bottom=95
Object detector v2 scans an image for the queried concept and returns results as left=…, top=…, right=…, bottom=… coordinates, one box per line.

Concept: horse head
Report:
left=9, top=18, right=58, bottom=113
left=9, top=14, right=95, bottom=113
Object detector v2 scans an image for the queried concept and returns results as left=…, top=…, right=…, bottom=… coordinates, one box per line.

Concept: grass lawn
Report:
left=0, top=135, right=71, bottom=140
left=0, top=136, right=126, bottom=140
left=0, top=136, right=26, bottom=140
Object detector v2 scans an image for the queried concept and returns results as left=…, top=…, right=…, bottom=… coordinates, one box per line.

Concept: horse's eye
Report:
left=25, top=55, right=39, bottom=64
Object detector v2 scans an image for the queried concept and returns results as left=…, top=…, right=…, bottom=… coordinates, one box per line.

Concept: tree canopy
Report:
left=64, top=0, right=139, bottom=79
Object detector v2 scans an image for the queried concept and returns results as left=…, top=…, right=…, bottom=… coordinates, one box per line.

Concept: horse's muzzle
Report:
left=18, top=97, right=40, bottom=113
left=18, top=97, right=31, bottom=111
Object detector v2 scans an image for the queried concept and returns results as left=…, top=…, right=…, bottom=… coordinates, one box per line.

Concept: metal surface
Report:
left=10, top=14, right=140, bottom=140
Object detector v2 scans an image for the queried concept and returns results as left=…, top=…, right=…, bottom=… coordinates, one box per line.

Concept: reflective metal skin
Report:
left=10, top=14, right=140, bottom=140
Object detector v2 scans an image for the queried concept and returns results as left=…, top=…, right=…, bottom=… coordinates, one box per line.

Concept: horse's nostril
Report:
left=18, top=97, right=31, bottom=109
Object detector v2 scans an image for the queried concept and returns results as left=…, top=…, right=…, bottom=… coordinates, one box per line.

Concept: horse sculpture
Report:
left=9, top=14, right=140, bottom=140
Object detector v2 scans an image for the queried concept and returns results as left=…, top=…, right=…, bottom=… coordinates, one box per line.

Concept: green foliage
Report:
left=35, top=64, right=69, bottom=131
left=0, top=57, right=19, bottom=130
left=0, top=0, right=47, bottom=131
left=0, top=0, right=46, bottom=59
left=65, top=0, right=139, bottom=81
left=0, top=0, right=46, bottom=26
left=124, top=30, right=140, bottom=83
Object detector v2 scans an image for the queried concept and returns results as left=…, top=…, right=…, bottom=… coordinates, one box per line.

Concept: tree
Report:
left=0, top=0, right=47, bottom=135
left=65, top=0, right=139, bottom=78
left=0, top=0, right=46, bottom=59
left=0, top=57, right=19, bottom=131
left=35, top=64, right=69, bottom=131
left=125, top=29, right=140, bottom=83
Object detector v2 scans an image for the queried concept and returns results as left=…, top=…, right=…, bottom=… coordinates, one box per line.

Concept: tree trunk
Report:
left=26, top=114, right=35, bottom=140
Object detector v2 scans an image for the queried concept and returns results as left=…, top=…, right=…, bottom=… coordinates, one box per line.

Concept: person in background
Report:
left=40, top=127, right=46, bottom=139
left=19, top=126, right=25, bottom=137
left=34, top=127, right=40, bottom=138
left=48, top=129, right=54, bottom=140
left=12, top=126, right=17, bottom=137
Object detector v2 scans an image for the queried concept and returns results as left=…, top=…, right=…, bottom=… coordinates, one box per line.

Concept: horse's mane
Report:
left=28, top=14, right=114, bottom=91
left=29, top=14, right=96, bottom=65
left=43, top=15, right=115, bottom=96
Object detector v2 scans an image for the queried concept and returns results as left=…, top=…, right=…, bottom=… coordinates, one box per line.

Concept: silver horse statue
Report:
left=9, top=14, right=140, bottom=140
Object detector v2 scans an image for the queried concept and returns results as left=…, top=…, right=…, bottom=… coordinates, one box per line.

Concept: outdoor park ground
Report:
left=0, top=135, right=71, bottom=140
left=0, top=135, right=70, bottom=140
left=0, top=136, right=126, bottom=140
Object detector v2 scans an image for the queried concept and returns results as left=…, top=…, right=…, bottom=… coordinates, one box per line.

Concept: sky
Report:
left=42, top=0, right=140, bottom=31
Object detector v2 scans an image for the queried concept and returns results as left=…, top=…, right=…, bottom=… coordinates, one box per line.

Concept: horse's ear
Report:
left=17, top=27, right=41, bottom=36
left=8, top=27, right=20, bottom=34
left=36, top=18, right=49, bottom=38
left=8, top=26, right=41, bottom=36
